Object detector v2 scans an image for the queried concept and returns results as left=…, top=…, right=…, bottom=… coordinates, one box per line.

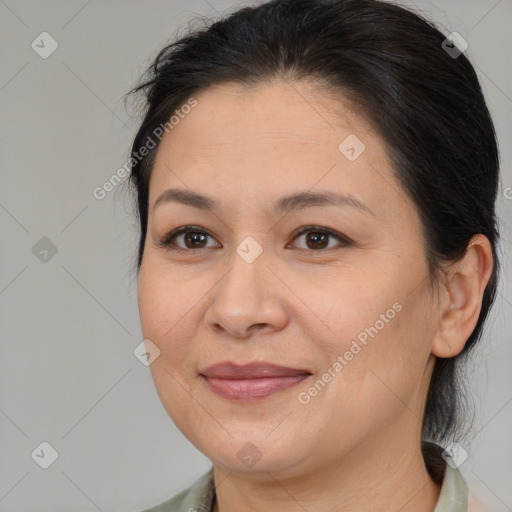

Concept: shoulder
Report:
left=434, top=460, right=468, bottom=511
left=424, top=441, right=468, bottom=512
left=141, top=467, right=215, bottom=512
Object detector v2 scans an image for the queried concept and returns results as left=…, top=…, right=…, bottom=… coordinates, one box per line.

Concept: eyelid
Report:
left=157, top=225, right=222, bottom=251
left=286, top=225, right=352, bottom=250
left=157, top=225, right=352, bottom=252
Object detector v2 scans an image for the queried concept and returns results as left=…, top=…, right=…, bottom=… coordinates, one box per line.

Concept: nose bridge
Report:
left=218, top=246, right=267, bottom=313
left=205, top=242, right=287, bottom=336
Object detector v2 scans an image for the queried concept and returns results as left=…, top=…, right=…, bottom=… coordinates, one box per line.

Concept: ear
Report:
left=431, top=234, right=494, bottom=358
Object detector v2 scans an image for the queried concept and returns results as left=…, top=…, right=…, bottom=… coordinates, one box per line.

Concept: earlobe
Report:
left=431, top=234, right=494, bottom=359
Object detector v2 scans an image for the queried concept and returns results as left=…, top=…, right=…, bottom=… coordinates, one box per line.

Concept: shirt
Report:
left=141, top=450, right=468, bottom=512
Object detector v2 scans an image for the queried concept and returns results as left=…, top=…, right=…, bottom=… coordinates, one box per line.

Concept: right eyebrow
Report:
left=152, top=188, right=218, bottom=213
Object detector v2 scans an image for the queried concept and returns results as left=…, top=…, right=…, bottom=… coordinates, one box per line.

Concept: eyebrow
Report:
left=152, top=188, right=374, bottom=217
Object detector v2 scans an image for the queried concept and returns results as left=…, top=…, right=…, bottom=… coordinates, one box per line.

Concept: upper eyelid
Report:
left=289, top=225, right=348, bottom=240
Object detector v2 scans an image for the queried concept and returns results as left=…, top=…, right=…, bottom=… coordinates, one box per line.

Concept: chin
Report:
left=198, top=435, right=312, bottom=476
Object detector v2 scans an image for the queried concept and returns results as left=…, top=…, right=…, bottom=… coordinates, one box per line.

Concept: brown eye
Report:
left=304, top=231, right=329, bottom=250
left=289, top=226, right=351, bottom=252
left=158, top=226, right=221, bottom=251
left=183, top=231, right=208, bottom=249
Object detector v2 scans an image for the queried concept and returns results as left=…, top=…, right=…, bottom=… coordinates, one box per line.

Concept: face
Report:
left=137, top=80, right=440, bottom=477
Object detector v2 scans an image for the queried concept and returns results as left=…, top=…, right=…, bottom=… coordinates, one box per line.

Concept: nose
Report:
left=203, top=248, right=289, bottom=339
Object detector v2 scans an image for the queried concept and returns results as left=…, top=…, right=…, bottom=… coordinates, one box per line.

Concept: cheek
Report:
left=137, top=265, right=208, bottom=432
left=329, top=292, right=435, bottom=428
left=285, top=264, right=403, bottom=352
left=293, top=264, right=433, bottom=398
left=138, top=260, right=203, bottom=335
left=137, top=263, right=205, bottom=374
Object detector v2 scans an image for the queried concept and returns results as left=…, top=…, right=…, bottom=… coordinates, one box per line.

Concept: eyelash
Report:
left=156, top=225, right=352, bottom=254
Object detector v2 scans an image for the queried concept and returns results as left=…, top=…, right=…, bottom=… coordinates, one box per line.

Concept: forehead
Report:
left=156, top=80, right=377, bottom=156
left=149, top=79, right=400, bottom=213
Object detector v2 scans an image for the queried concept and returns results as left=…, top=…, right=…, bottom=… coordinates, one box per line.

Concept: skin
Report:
left=137, top=79, right=493, bottom=512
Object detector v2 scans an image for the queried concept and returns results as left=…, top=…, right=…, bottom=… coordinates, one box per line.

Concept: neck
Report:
left=212, top=432, right=441, bottom=512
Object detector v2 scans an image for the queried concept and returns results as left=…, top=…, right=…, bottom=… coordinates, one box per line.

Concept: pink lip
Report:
left=199, top=362, right=311, bottom=401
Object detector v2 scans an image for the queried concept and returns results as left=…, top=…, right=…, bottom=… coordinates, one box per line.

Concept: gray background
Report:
left=0, top=0, right=510, bottom=510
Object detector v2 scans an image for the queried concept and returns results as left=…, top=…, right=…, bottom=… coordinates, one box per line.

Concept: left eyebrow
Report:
left=271, top=190, right=374, bottom=217
left=151, top=188, right=374, bottom=217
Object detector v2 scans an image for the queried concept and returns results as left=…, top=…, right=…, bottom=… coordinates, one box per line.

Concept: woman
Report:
left=125, top=0, right=500, bottom=510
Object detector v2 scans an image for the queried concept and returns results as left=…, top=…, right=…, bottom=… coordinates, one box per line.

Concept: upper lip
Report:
left=200, top=362, right=311, bottom=379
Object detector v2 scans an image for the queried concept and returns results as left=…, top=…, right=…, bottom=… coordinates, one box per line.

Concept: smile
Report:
left=201, top=374, right=311, bottom=401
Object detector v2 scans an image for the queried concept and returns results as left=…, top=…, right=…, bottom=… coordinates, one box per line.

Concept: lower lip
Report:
left=201, top=374, right=310, bottom=401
